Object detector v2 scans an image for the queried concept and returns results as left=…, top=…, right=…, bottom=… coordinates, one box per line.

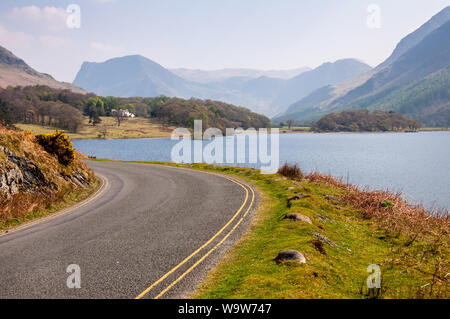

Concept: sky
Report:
left=0, top=0, right=449, bottom=82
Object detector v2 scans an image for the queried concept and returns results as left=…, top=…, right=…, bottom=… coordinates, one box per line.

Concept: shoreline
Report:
left=70, top=129, right=450, bottom=140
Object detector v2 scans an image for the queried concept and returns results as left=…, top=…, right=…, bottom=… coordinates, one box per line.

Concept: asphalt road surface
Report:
left=0, top=161, right=257, bottom=299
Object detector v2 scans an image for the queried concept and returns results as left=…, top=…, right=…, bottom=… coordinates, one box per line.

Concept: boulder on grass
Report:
left=312, top=232, right=338, bottom=247
left=274, top=250, right=306, bottom=264
left=284, top=213, right=312, bottom=224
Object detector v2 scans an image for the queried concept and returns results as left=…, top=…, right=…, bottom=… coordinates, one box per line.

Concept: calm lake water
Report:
left=73, top=131, right=450, bottom=210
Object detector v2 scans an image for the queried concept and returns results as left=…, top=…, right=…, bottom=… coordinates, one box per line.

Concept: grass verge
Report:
left=90, top=159, right=449, bottom=299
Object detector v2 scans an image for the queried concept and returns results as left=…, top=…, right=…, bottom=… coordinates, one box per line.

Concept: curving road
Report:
left=0, top=161, right=257, bottom=299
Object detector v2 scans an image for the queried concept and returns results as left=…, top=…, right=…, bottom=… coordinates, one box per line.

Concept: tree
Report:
left=84, top=97, right=104, bottom=126
left=286, top=120, right=294, bottom=130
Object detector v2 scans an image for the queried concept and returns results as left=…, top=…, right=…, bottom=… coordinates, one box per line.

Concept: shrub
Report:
left=35, top=131, right=75, bottom=166
left=381, top=200, right=393, bottom=208
left=277, top=162, right=303, bottom=180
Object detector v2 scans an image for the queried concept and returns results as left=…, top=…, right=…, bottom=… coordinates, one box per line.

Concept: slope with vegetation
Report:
left=269, top=59, right=372, bottom=114
left=0, top=85, right=270, bottom=136
left=0, top=126, right=98, bottom=229
left=312, top=110, right=421, bottom=132
left=180, top=163, right=447, bottom=299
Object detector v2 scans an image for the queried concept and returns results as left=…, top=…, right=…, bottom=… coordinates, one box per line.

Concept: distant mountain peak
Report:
left=0, top=46, right=40, bottom=76
left=0, top=45, right=85, bottom=93
left=378, top=5, right=450, bottom=68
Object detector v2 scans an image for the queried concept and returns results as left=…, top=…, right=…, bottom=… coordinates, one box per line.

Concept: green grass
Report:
left=419, top=127, right=449, bottom=131
left=89, top=159, right=447, bottom=299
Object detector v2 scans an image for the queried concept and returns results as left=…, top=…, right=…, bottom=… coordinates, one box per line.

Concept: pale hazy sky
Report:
left=0, top=0, right=449, bottom=82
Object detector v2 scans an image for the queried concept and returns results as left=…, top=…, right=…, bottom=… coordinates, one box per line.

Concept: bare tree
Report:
left=286, top=119, right=294, bottom=130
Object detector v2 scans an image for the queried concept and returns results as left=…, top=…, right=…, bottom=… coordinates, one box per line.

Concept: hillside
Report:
left=378, top=6, right=450, bottom=69
left=270, top=59, right=372, bottom=114
left=274, top=6, right=450, bottom=126
left=0, top=85, right=270, bottom=135
left=0, top=46, right=85, bottom=94
left=0, top=127, right=98, bottom=228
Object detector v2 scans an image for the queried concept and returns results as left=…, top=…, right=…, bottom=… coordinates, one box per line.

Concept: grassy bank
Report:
left=192, top=165, right=448, bottom=299
left=91, top=159, right=448, bottom=299
left=16, top=116, right=176, bottom=140
left=0, top=177, right=100, bottom=231
left=0, top=126, right=100, bottom=231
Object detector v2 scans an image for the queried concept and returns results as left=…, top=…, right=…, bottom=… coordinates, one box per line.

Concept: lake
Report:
left=73, top=131, right=450, bottom=210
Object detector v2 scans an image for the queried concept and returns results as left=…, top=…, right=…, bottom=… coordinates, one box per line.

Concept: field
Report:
left=278, top=126, right=311, bottom=133
left=16, top=116, right=176, bottom=139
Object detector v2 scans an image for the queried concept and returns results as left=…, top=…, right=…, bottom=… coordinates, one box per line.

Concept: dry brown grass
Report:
left=0, top=125, right=97, bottom=225
left=277, top=162, right=303, bottom=180
left=305, top=171, right=449, bottom=298
left=16, top=116, right=176, bottom=139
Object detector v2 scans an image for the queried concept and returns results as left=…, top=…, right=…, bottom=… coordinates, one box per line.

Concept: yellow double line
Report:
left=135, top=173, right=255, bottom=299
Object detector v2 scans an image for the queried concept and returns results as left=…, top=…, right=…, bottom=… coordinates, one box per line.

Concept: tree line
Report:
left=312, top=109, right=422, bottom=132
left=0, top=85, right=271, bottom=132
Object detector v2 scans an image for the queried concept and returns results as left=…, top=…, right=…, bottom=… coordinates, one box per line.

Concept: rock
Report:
left=275, top=250, right=306, bottom=264
left=0, top=146, right=55, bottom=197
left=312, top=232, right=338, bottom=247
left=291, top=181, right=303, bottom=188
left=315, top=214, right=334, bottom=223
left=323, top=194, right=338, bottom=202
left=287, top=193, right=310, bottom=202
left=61, top=170, right=90, bottom=188
left=287, top=187, right=295, bottom=190
left=284, top=213, right=312, bottom=224
left=72, top=171, right=89, bottom=188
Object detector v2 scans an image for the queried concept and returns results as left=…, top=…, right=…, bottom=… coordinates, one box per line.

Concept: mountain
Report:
left=269, top=59, right=372, bottom=114
left=73, top=55, right=288, bottom=115
left=73, top=55, right=199, bottom=98
left=74, top=55, right=284, bottom=115
left=73, top=54, right=369, bottom=117
left=274, top=6, right=450, bottom=126
left=170, top=67, right=310, bottom=82
left=0, top=45, right=84, bottom=93
left=378, top=6, right=450, bottom=69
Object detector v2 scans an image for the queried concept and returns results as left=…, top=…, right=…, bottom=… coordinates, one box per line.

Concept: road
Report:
left=0, top=161, right=257, bottom=299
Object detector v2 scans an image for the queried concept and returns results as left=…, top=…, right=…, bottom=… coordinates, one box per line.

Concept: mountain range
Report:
left=169, top=67, right=311, bottom=82
left=274, top=6, right=450, bottom=127
left=73, top=56, right=371, bottom=117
